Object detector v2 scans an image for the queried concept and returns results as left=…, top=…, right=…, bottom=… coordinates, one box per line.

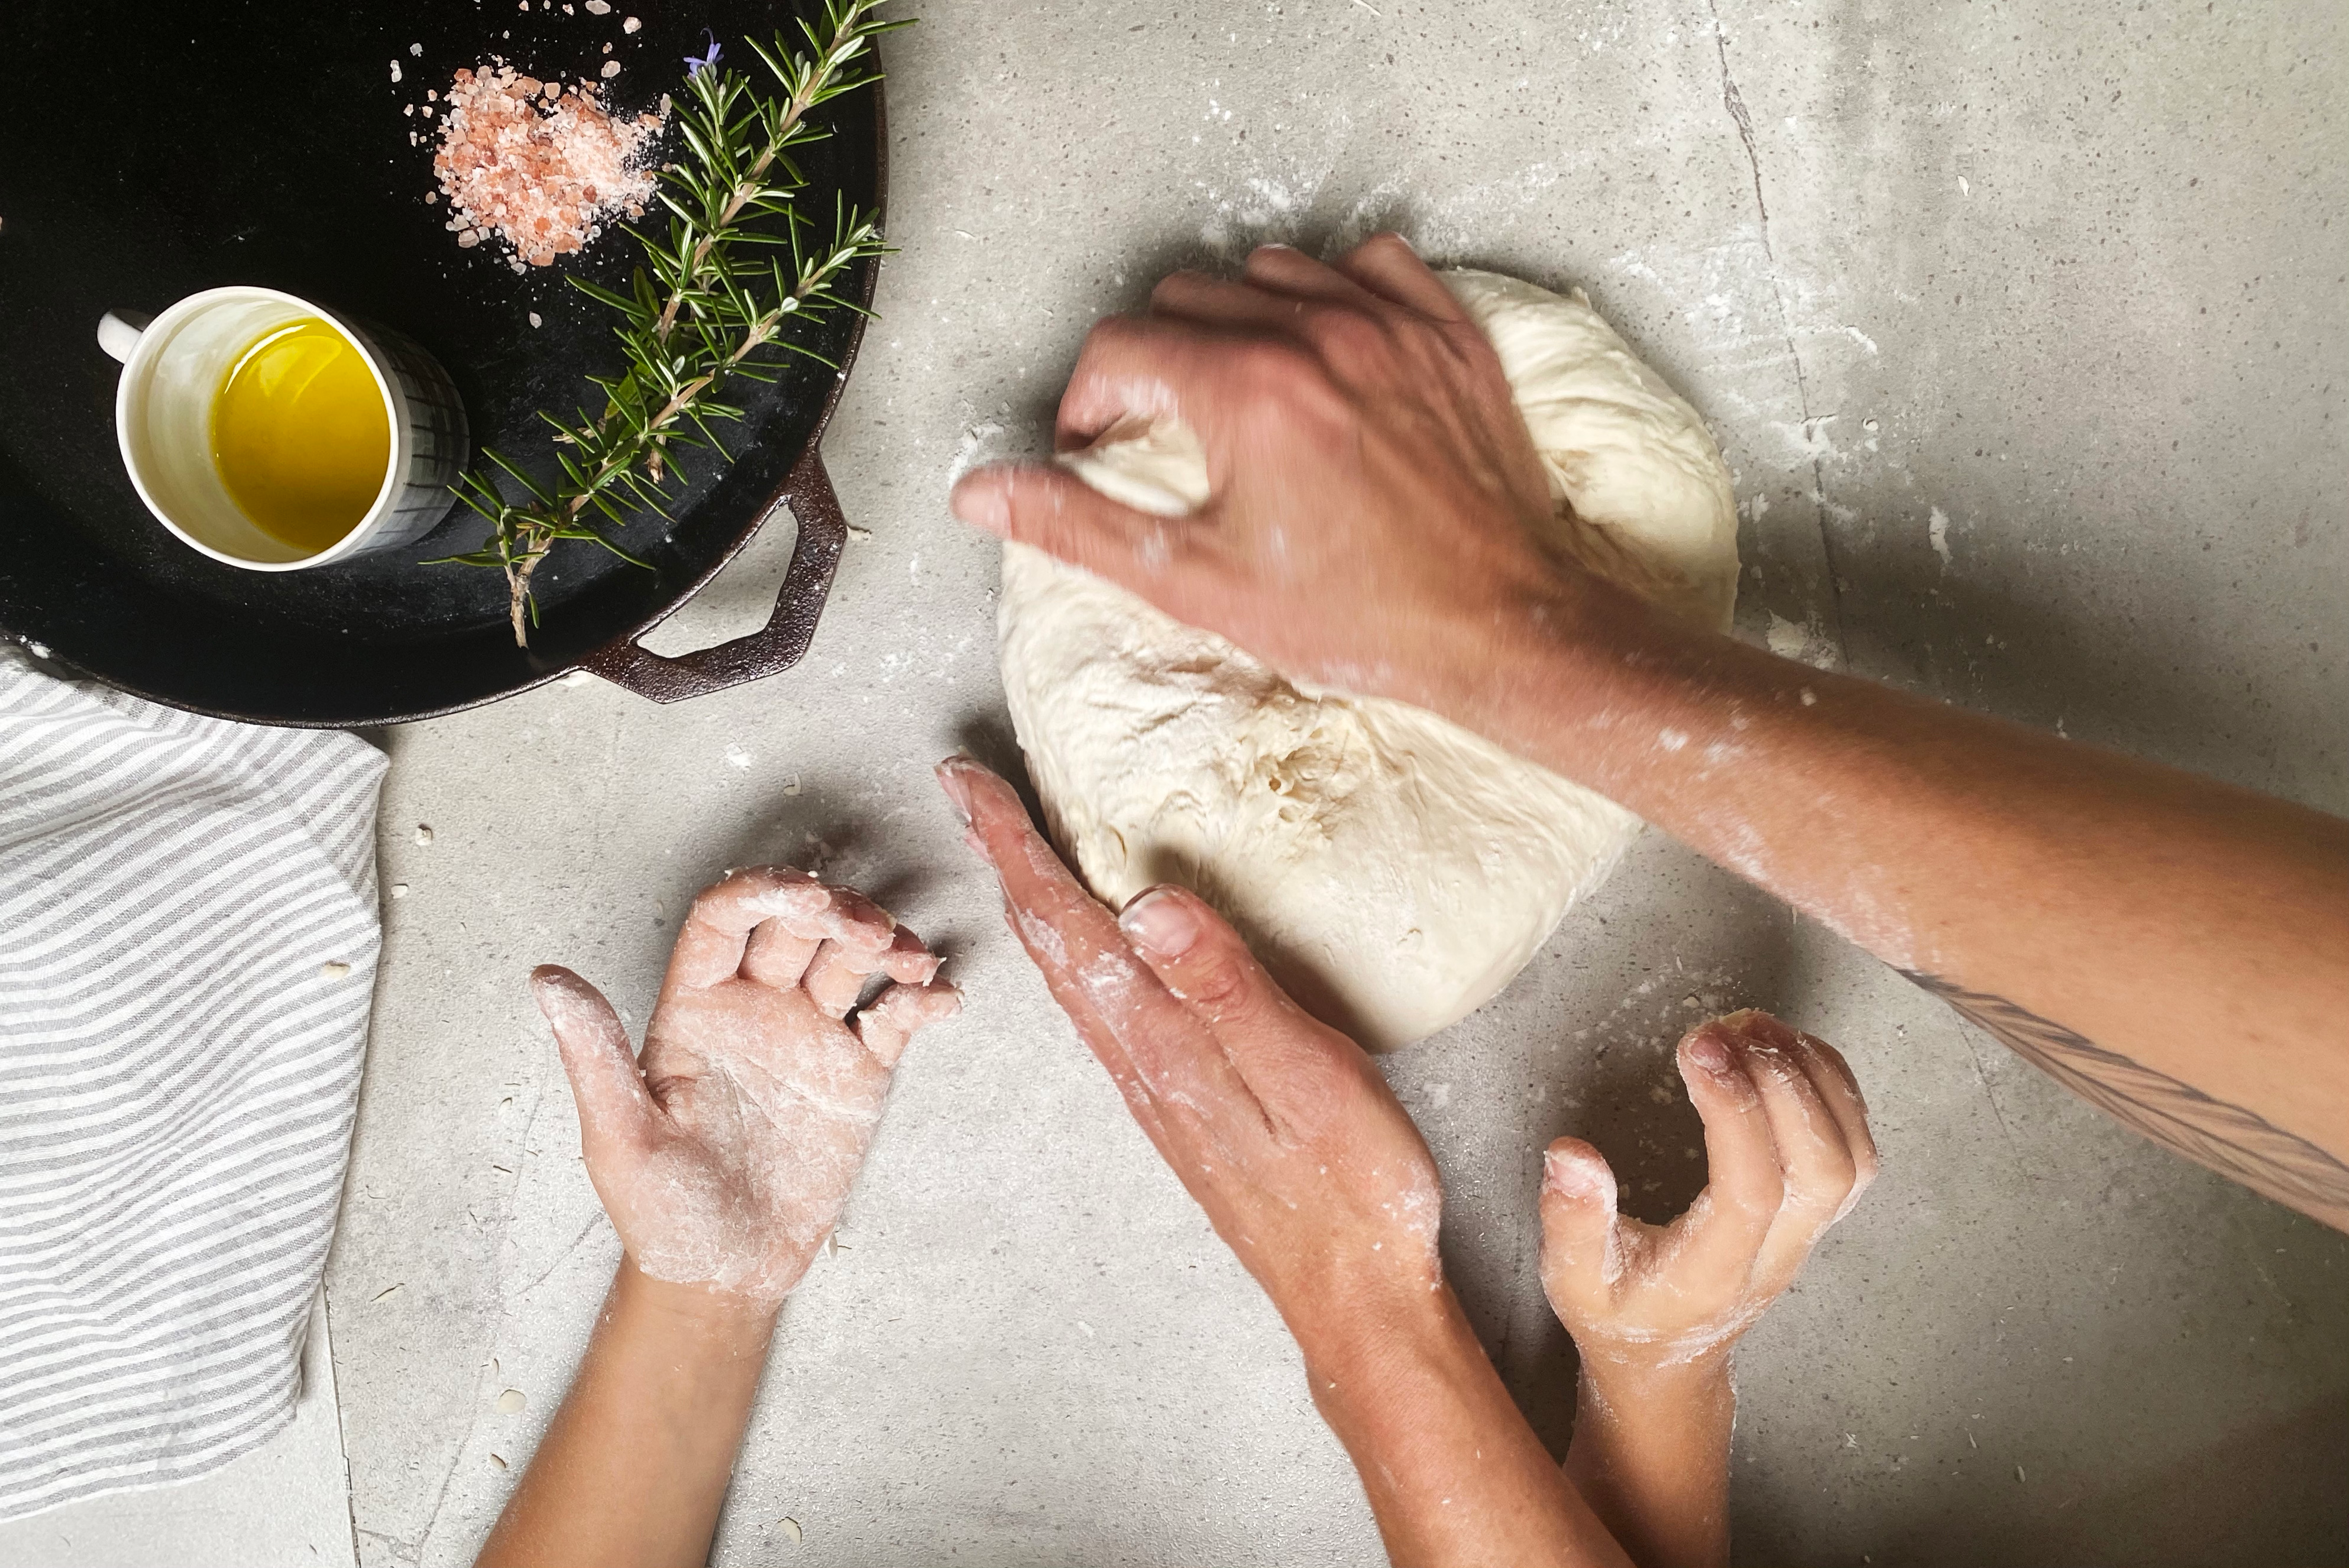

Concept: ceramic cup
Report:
left=98, top=287, right=469, bottom=569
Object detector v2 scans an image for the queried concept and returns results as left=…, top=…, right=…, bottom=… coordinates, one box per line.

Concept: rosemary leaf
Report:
left=437, top=1, right=901, bottom=647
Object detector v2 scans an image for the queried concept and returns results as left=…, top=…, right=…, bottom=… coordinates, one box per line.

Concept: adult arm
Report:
left=947, top=235, right=2349, bottom=1230
left=939, top=756, right=1633, bottom=1568
left=477, top=871, right=960, bottom=1568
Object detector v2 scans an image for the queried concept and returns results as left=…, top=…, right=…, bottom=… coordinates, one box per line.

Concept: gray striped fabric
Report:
left=0, top=647, right=385, bottom=1521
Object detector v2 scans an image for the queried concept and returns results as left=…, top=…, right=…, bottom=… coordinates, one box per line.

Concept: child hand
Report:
left=1539, top=1010, right=1877, bottom=1374
left=530, top=869, right=960, bottom=1305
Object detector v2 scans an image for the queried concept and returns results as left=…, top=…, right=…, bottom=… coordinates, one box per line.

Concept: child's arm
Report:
left=475, top=869, right=961, bottom=1568
left=474, top=1267, right=776, bottom=1567
left=1540, top=1010, right=1878, bottom=1568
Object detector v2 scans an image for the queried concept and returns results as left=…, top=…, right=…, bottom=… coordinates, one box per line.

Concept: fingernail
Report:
left=934, top=757, right=976, bottom=825
left=1685, top=1031, right=1736, bottom=1074
left=1544, top=1146, right=1610, bottom=1200
left=1119, top=887, right=1201, bottom=957
left=949, top=474, right=1010, bottom=534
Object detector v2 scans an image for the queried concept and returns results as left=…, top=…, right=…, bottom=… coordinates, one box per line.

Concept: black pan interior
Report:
left=0, top=0, right=879, bottom=725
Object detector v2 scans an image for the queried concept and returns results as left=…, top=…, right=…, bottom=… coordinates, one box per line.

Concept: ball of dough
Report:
left=996, top=268, right=1738, bottom=1052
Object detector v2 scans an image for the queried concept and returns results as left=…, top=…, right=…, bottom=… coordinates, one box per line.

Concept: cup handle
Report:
left=98, top=310, right=153, bottom=364
left=581, top=444, right=849, bottom=702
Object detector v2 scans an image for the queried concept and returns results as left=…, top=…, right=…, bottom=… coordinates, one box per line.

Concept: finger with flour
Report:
left=856, top=980, right=963, bottom=1068
left=531, top=964, right=659, bottom=1163
left=665, top=868, right=819, bottom=989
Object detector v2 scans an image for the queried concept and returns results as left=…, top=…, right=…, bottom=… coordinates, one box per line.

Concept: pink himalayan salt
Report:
left=432, top=62, right=664, bottom=271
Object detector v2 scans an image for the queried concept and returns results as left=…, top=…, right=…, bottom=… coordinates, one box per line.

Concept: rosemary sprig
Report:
left=432, top=1, right=905, bottom=646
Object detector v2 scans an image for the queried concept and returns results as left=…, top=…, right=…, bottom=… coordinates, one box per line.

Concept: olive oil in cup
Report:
left=99, top=287, right=468, bottom=570
left=211, top=318, right=393, bottom=553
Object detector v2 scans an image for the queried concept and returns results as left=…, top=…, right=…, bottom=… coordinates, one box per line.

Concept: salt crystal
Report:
left=600, top=59, right=621, bottom=77
left=389, top=60, right=403, bottom=83
left=624, top=17, right=640, bottom=33
left=320, top=961, right=352, bottom=980
left=425, top=193, right=438, bottom=205
left=586, top=0, right=610, bottom=11
left=529, top=312, right=543, bottom=328
left=410, top=43, right=423, bottom=57
left=431, top=63, right=664, bottom=267
left=601, top=41, right=613, bottom=53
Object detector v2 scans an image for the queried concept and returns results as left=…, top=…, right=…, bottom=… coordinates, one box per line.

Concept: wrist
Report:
left=1575, top=1340, right=1735, bottom=1410
left=1296, top=1279, right=1478, bottom=1423
left=1422, top=567, right=1678, bottom=744
left=611, top=1259, right=781, bottom=1353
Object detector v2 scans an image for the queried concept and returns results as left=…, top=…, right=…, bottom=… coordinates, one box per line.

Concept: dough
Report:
left=997, top=268, right=1738, bottom=1051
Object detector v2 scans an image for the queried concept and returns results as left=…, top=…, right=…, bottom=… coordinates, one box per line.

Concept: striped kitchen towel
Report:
left=0, top=646, right=386, bottom=1520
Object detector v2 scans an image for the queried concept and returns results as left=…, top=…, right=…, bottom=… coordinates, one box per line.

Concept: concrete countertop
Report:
left=328, top=2, right=2349, bottom=1563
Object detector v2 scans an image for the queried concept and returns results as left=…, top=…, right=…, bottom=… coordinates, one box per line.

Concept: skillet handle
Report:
left=584, top=445, right=849, bottom=703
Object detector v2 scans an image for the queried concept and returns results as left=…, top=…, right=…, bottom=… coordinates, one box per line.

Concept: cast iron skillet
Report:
left=0, top=0, right=882, bottom=726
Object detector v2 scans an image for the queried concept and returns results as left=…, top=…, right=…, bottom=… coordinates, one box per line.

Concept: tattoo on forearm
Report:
left=1903, top=971, right=2349, bottom=1230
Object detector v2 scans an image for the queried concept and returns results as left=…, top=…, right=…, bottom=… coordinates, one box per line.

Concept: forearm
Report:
left=1301, top=1287, right=1635, bottom=1568
left=476, top=1265, right=777, bottom=1568
left=1439, top=574, right=2349, bottom=1227
left=1562, top=1356, right=1734, bottom=1568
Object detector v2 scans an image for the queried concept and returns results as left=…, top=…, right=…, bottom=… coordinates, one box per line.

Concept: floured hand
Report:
left=947, top=236, right=1586, bottom=714
left=1539, top=1010, right=1876, bottom=1374
left=531, top=870, right=960, bottom=1305
left=937, top=754, right=1445, bottom=1346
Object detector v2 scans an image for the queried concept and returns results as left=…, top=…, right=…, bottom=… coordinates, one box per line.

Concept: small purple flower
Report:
left=685, top=30, right=722, bottom=78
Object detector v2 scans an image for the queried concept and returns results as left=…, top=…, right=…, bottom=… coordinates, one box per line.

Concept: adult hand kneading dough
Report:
left=997, top=269, right=1739, bottom=1051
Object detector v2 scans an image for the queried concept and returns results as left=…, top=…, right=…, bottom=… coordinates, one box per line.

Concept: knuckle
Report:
left=1302, top=306, right=1391, bottom=365
left=1185, top=953, right=1261, bottom=1019
left=1787, top=1159, right=1858, bottom=1218
left=1738, top=1166, right=1788, bottom=1217
left=1810, top=1145, right=1860, bottom=1200
left=1234, top=337, right=1316, bottom=397
left=1148, top=268, right=1208, bottom=308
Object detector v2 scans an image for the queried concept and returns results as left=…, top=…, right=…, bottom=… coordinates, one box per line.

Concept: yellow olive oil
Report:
left=211, top=318, right=391, bottom=553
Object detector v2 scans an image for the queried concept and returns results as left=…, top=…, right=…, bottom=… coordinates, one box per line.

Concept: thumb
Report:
left=1538, top=1137, right=1622, bottom=1320
left=1115, top=885, right=1353, bottom=1113
left=951, top=460, right=1189, bottom=589
left=1117, top=885, right=1290, bottom=1034
left=530, top=966, right=658, bottom=1163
